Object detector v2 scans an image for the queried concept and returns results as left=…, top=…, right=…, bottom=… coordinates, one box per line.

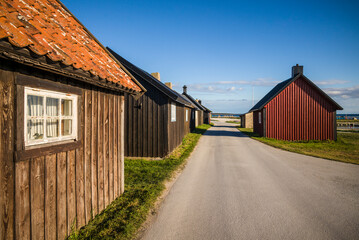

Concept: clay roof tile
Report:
left=0, top=0, right=143, bottom=92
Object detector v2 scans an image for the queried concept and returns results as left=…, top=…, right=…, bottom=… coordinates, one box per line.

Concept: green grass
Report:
left=69, top=124, right=212, bottom=240
left=337, top=119, right=359, bottom=123
left=238, top=127, right=359, bottom=165
left=225, top=120, right=241, bottom=124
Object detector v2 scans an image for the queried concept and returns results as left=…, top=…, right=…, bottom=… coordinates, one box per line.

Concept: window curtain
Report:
left=46, top=98, right=59, bottom=138
left=27, top=95, right=44, bottom=140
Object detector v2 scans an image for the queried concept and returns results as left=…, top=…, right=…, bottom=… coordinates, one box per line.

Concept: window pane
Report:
left=61, top=99, right=73, bottom=116
left=46, top=119, right=59, bottom=138
left=27, top=95, right=43, bottom=116
left=27, top=119, right=44, bottom=140
left=62, top=119, right=72, bottom=136
left=46, top=98, right=59, bottom=116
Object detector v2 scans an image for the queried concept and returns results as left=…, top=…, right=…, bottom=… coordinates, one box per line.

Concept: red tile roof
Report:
left=0, top=0, right=142, bottom=92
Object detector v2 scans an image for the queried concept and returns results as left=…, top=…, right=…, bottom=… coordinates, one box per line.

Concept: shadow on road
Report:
left=205, top=125, right=249, bottom=138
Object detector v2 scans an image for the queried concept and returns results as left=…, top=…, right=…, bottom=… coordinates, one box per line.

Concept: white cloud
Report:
left=324, top=85, right=359, bottom=99
left=315, top=79, right=349, bottom=86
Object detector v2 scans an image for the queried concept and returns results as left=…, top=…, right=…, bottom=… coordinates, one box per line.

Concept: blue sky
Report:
left=62, top=0, right=359, bottom=113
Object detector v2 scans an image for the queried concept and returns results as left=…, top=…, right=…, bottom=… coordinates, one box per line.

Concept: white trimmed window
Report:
left=171, top=103, right=176, bottom=122
left=259, top=112, right=261, bottom=124
left=186, top=109, right=189, bottom=122
left=25, top=87, right=78, bottom=146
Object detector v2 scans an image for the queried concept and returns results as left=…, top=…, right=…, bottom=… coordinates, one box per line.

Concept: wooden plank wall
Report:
left=264, top=77, right=336, bottom=140
left=124, top=87, right=168, bottom=158
left=0, top=64, right=126, bottom=240
left=0, top=68, right=15, bottom=240
left=167, top=103, right=191, bottom=154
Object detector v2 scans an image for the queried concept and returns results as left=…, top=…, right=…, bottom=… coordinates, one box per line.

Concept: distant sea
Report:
left=337, top=114, right=359, bottom=120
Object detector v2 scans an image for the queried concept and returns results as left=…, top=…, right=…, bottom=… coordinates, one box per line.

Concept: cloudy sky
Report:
left=62, top=0, right=359, bottom=114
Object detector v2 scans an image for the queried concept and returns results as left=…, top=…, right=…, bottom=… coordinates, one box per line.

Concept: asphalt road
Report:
left=142, top=120, right=359, bottom=240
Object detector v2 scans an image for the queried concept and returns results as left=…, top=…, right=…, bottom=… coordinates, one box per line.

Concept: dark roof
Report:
left=0, top=0, right=143, bottom=92
left=249, top=73, right=343, bottom=112
left=199, top=103, right=212, bottom=112
left=107, top=47, right=193, bottom=107
left=182, top=92, right=206, bottom=111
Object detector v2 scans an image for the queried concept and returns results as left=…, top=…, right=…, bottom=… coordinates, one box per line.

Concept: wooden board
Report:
left=15, top=160, right=30, bottom=240
left=45, top=153, right=57, bottom=240
left=91, top=90, right=99, bottom=215
left=30, top=156, right=45, bottom=240
left=67, top=149, right=76, bottom=233
left=84, top=90, right=92, bottom=223
left=57, top=152, right=67, bottom=239
left=0, top=68, right=15, bottom=240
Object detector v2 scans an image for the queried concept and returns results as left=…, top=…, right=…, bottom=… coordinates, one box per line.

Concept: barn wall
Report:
left=124, top=80, right=168, bottom=158
left=203, top=111, right=211, bottom=124
left=0, top=62, right=125, bottom=240
left=265, top=77, right=336, bottom=140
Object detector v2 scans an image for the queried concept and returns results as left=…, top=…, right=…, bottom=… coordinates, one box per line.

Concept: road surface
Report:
left=142, top=120, right=359, bottom=240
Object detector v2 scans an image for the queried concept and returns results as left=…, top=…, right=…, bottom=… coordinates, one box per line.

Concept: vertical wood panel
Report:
left=67, top=150, right=76, bottom=233
left=76, top=147, right=85, bottom=228
left=98, top=92, right=104, bottom=212
left=104, top=94, right=109, bottom=206
left=84, top=90, right=92, bottom=223
left=15, top=160, right=30, bottom=240
left=113, top=95, right=118, bottom=198
left=91, top=90, right=98, bottom=215
left=120, top=96, right=125, bottom=193
left=45, top=154, right=57, bottom=240
left=0, top=69, right=15, bottom=240
left=30, top=156, right=45, bottom=240
left=57, top=152, right=67, bottom=240
left=108, top=95, right=114, bottom=202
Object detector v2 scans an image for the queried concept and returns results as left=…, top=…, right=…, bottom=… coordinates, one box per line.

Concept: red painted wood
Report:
left=256, top=76, right=336, bottom=140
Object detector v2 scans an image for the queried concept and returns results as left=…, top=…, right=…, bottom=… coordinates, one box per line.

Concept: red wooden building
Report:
left=250, top=65, right=342, bottom=140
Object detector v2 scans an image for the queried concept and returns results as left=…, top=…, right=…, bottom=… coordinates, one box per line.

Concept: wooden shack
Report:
left=108, top=48, right=194, bottom=158
left=182, top=86, right=211, bottom=127
left=250, top=65, right=342, bottom=140
left=198, top=100, right=212, bottom=124
left=0, top=1, right=145, bottom=239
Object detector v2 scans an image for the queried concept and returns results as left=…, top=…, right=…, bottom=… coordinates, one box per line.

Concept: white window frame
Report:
left=186, top=109, right=189, bottom=122
left=171, top=103, right=176, bottom=122
left=259, top=112, right=262, bottom=124
left=24, top=87, right=78, bottom=146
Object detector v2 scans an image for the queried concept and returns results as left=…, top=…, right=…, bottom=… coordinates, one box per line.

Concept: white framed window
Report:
left=186, top=109, right=189, bottom=122
left=25, top=87, right=78, bottom=146
left=171, top=103, right=176, bottom=122
left=259, top=112, right=261, bottom=124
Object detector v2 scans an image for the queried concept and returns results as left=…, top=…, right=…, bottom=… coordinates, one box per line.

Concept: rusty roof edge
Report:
left=0, top=46, right=137, bottom=94
left=55, top=0, right=145, bottom=94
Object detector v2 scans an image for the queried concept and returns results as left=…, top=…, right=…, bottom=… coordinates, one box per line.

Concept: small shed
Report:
left=240, top=112, right=253, bottom=128
left=250, top=65, right=342, bottom=140
left=108, top=48, right=194, bottom=158
left=198, top=100, right=212, bottom=124
left=0, top=1, right=145, bottom=239
left=181, top=86, right=208, bottom=127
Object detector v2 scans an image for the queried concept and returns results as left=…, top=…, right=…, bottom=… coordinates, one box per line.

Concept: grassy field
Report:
left=237, top=127, right=359, bottom=165
left=69, top=124, right=212, bottom=240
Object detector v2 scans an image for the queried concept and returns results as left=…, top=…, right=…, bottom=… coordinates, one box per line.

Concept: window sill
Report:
left=16, top=140, right=82, bottom=162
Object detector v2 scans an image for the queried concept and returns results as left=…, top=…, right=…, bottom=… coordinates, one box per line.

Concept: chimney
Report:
left=165, top=82, right=172, bottom=89
left=183, top=85, right=187, bottom=94
left=151, top=72, right=160, bottom=81
left=292, top=64, right=303, bottom=77
left=198, top=100, right=202, bottom=105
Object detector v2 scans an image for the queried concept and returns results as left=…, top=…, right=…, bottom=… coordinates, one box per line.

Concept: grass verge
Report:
left=69, top=124, right=212, bottom=240
left=225, top=120, right=241, bottom=124
left=238, top=127, right=359, bottom=165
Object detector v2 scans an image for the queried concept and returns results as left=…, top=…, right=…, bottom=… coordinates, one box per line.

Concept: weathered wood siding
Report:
left=167, top=102, right=191, bottom=154
left=124, top=84, right=168, bottom=158
left=253, top=109, right=264, bottom=137
left=0, top=62, right=125, bottom=240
